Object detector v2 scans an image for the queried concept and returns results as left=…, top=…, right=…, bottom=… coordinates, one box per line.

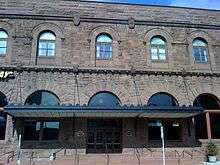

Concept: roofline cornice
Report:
left=0, top=14, right=220, bottom=30
left=79, top=0, right=220, bottom=12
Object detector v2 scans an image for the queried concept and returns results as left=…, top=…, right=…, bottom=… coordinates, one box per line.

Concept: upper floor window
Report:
left=193, top=38, right=208, bottom=63
left=38, top=32, right=56, bottom=57
left=0, top=30, right=8, bottom=55
left=96, top=34, right=112, bottom=60
left=150, top=36, right=167, bottom=61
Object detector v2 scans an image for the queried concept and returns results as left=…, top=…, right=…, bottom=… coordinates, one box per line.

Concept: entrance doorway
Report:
left=87, top=119, right=122, bottom=153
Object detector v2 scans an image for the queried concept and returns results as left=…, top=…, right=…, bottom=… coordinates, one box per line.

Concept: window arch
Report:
left=193, top=38, right=208, bottom=63
left=96, top=34, right=113, bottom=60
left=38, top=31, right=56, bottom=57
left=88, top=91, right=121, bottom=107
left=147, top=92, right=178, bottom=106
left=25, top=90, right=60, bottom=106
left=193, top=93, right=220, bottom=110
left=0, top=29, right=8, bottom=55
left=150, top=36, right=167, bottom=60
left=0, top=92, right=8, bottom=140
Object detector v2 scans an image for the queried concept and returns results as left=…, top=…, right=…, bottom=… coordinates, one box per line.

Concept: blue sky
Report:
left=87, top=0, right=220, bottom=10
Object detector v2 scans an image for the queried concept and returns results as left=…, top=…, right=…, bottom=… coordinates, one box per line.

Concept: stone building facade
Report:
left=0, top=0, right=220, bottom=157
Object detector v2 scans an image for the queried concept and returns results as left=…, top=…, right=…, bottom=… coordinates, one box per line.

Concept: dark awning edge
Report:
left=4, top=105, right=203, bottom=119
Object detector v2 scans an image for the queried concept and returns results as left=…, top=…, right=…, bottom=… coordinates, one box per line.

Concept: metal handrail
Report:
left=183, top=150, right=193, bottom=159
left=7, top=151, right=17, bottom=164
left=0, top=150, right=15, bottom=158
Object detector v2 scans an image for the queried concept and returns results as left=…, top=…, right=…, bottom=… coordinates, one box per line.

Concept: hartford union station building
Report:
left=0, top=0, right=220, bottom=158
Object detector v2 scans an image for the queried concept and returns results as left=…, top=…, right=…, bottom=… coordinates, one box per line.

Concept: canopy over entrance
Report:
left=5, top=104, right=203, bottom=118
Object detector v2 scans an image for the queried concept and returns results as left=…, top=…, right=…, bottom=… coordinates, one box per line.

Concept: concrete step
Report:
left=6, top=158, right=203, bottom=165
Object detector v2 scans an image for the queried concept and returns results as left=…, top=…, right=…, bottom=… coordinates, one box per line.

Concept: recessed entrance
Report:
left=87, top=119, right=122, bottom=153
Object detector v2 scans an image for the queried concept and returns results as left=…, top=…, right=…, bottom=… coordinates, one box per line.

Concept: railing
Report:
left=0, top=150, right=16, bottom=164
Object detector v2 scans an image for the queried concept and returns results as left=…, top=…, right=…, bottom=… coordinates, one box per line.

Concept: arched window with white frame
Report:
left=150, top=36, right=167, bottom=61
left=0, top=30, right=8, bottom=56
left=38, top=31, right=56, bottom=57
left=96, top=34, right=112, bottom=60
left=193, top=38, right=208, bottom=63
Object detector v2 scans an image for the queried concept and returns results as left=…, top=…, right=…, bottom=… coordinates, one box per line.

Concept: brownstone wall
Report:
left=0, top=0, right=219, bottom=151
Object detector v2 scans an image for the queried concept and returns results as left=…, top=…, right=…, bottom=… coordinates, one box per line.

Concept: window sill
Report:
left=96, top=58, right=113, bottom=61
left=37, top=56, right=55, bottom=59
left=0, top=139, right=7, bottom=143
left=194, top=61, right=208, bottom=64
left=0, top=54, right=6, bottom=57
left=149, top=140, right=182, bottom=142
left=151, top=59, right=168, bottom=63
left=22, top=140, right=59, bottom=142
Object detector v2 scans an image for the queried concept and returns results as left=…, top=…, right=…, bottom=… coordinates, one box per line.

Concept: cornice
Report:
left=0, top=14, right=220, bottom=30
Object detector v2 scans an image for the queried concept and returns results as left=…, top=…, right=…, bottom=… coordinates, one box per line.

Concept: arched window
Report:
left=25, top=90, right=60, bottom=106
left=89, top=91, right=120, bottom=107
left=150, top=36, right=167, bottom=60
left=96, top=34, right=112, bottom=60
left=147, top=92, right=178, bottom=106
left=193, top=38, right=208, bottom=63
left=0, top=30, right=8, bottom=55
left=0, top=92, right=8, bottom=140
left=38, top=31, right=56, bottom=57
left=24, top=90, right=60, bottom=141
left=193, top=94, right=220, bottom=110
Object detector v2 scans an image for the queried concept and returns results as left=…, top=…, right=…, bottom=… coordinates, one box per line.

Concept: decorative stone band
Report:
left=0, top=65, right=219, bottom=78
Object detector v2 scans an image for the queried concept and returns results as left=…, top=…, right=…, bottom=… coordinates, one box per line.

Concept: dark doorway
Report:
left=87, top=119, right=122, bottom=153
left=195, top=114, right=208, bottom=139
left=210, top=114, right=220, bottom=139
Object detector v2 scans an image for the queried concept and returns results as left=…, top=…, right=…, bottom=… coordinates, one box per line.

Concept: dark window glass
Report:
left=148, top=120, right=161, bottom=140
left=23, top=121, right=59, bottom=141
left=42, top=122, right=59, bottom=140
left=147, top=92, right=178, bottom=106
left=210, top=114, right=220, bottom=139
left=96, top=34, right=112, bottom=60
left=25, top=91, right=60, bottom=106
left=0, top=93, right=7, bottom=107
left=23, top=121, right=40, bottom=140
left=0, top=113, right=7, bottom=140
left=164, top=121, right=181, bottom=141
left=0, top=93, right=7, bottom=140
left=195, top=114, right=208, bottom=139
left=89, top=92, right=120, bottom=107
left=193, top=94, right=220, bottom=110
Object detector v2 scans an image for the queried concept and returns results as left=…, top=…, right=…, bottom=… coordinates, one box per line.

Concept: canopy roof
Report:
left=4, top=104, right=203, bottom=119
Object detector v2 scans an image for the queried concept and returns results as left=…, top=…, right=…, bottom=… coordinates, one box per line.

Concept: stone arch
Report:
left=0, top=21, right=13, bottom=64
left=144, top=28, right=174, bottom=68
left=79, top=76, right=131, bottom=105
left=144, top=28, right=173, bottom=43
left=88, top=25, right=120, bottom=42
left=88, top=25, right=121, bottom=66
left=30, top=22, right=64, bottom=66
left=187, top=30, right=215, bottom=70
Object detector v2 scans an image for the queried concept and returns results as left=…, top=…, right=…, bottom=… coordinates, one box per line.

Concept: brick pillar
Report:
left=206, top=112, right=212, bottom=140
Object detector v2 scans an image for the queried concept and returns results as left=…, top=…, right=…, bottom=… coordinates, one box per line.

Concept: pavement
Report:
left=204, top=161, right=220, bottom=165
